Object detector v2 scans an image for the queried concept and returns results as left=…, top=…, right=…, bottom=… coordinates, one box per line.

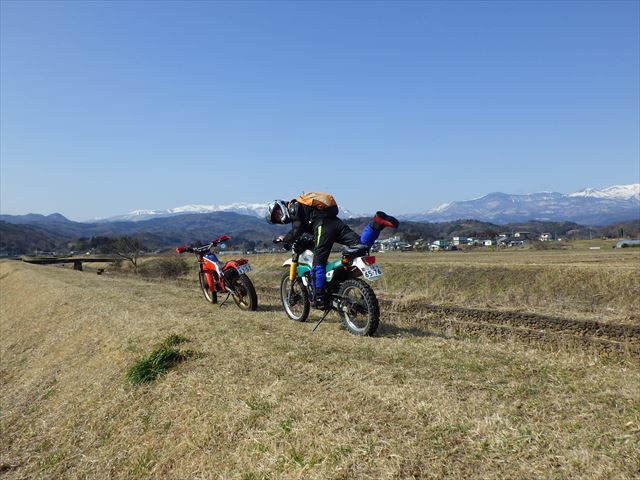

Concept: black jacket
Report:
left=282, top=201, right=339, bottom=245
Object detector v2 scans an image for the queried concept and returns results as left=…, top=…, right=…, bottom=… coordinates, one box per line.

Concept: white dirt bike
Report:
left=279, top=238, right=382, bottom=336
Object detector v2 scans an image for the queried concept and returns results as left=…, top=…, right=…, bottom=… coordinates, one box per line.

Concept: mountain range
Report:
left=88, top=183, right=639, bottom=226
left=1, top=184, right=638, bottom=255
left=92, top=203, right=363, bottom=222
left=400, top=184, right=639, bottom=225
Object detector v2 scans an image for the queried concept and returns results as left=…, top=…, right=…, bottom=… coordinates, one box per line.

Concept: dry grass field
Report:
left=1, top=246, right=639, bottom=479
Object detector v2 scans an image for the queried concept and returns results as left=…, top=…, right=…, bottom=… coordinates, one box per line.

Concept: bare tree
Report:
left=114, top=235, right=145, bottom=274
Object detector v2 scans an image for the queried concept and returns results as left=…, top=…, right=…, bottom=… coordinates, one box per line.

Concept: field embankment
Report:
left=1, top=259, right=639, bottom=479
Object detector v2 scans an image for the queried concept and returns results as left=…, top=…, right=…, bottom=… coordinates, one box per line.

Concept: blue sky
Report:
left=1, top=0, right=638, bottom=220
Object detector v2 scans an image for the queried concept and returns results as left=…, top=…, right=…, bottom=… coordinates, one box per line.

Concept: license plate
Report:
left=362, top=264, right=382, bottom=280
left=236, top=263, right=251, bottom=275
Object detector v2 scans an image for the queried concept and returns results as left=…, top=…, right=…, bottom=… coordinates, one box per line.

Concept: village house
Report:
left=429, top=239, right=449, bottom=251
left=374, top=236, right=412, bottom=252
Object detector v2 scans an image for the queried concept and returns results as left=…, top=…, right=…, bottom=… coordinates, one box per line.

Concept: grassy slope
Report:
left=1, top=261, right=639, bottom=479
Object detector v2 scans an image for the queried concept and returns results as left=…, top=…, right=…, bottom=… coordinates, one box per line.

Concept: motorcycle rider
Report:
left=266, top=192, right=399, bottom=309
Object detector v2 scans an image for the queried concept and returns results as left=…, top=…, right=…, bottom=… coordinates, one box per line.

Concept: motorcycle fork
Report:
left=198, top=256, right=217, bottom=292
left=288, top=253, right=300, bottom=298
left=289, top=261, right=297, bottom=281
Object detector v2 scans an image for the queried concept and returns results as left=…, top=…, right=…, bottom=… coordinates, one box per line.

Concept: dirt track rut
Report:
left=258, top=287, right=640, bottom=356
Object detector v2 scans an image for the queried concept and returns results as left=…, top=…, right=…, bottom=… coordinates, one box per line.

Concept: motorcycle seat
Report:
left=342, top=244, right=370, bottom=258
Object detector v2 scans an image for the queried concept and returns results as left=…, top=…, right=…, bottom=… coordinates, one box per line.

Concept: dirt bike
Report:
left=176, top=235, right=258, bottom=311
left=279, top=237, right=382, bottom=336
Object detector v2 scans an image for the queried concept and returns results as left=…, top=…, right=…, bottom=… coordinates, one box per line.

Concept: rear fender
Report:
left=351, top=256, right=382, bottom=281
left=351, top=257, right=369, bottom=272
left=223, top=258, right=248, bottom=272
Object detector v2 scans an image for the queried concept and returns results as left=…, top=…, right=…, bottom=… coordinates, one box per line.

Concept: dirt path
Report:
left=259, top=287, right=640, bottom=355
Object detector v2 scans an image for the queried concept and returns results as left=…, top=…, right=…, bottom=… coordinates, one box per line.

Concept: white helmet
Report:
left=266, top=200, right=291, bottom=224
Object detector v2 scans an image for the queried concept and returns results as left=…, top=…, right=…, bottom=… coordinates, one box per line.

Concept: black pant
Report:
left=311, top=217, right=361, bottom=269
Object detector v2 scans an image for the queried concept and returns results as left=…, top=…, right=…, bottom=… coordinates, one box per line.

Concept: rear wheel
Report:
left=228, top=272, right=258, bottom=311
left=280, top=273, right=310, bottom=322
left=199, top=271, right=217, bottom=304
left=336, top=279, right=380, bottom=336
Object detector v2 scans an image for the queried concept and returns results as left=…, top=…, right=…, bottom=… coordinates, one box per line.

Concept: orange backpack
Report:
left=295, top=192, right=338, bottom=210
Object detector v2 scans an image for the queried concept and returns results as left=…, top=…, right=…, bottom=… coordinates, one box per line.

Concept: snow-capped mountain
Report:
left=568, top=184, right=639, bottom=201
left=71, top=183, right=640, bottom=226
left=400, top=184, right=640, bottom=226
left=93, top=203, right=269, bottom=222
left=3, top=184, right=639, bottom=249
left=95, top=203, right=363, bottom=222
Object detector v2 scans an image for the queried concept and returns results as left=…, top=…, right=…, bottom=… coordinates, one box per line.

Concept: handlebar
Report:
left=273, top=235, right=315, bottom=254
left=175, top=235, right=231, bottom=255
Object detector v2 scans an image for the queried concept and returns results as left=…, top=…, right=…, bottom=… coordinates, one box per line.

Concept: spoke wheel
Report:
left=228, top=273, right=258, bottom=311
left=337, top=279, right=380, bottom=336
left=280, top=273, right=310, bottom=322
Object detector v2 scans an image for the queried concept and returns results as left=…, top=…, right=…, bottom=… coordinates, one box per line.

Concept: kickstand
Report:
left=219, top=293, right=231, bottom=307
left=313, top=308, right=332, bottom=332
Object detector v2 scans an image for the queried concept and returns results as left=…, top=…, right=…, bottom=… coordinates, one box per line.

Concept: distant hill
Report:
left=0, top=221, right=67, bottom=255
left=345, top=218, right=602, bottom=243
left=400, top=184, right=639, bottom=225
left=90, top=202, right=363, bottom=222
left=2, top=211, right=638, bottom=255
left=2, top=183, right=639, bottom=254
left=0, top=212, right=285, bottom=254
left=0, top=212, right=74, bottom=225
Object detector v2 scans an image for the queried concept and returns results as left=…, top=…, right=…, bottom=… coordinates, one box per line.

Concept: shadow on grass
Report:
left=256, top=304, right=285, bottom=313
left=377, top=322, right=451, bottom=340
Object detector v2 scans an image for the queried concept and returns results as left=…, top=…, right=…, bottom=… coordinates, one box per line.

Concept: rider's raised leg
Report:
left=359, top=223, right=379, bottom=246
left=374, top=211, right=399, bottom=229
left=358, top=211, right=400, bottom=247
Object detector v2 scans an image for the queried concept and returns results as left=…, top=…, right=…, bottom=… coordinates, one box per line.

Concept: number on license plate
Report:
left=362, top=264, right=382, bottom=279
left=236, top=263, right=251, bottom=275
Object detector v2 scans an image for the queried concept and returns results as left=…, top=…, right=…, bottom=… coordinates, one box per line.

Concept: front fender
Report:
left=283, top=250, right=314, bottom=277
left=281, top=260, right=312, bottom=277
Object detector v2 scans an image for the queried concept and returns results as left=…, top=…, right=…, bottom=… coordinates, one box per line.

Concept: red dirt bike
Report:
left=176, top=235, right=258, bottom=311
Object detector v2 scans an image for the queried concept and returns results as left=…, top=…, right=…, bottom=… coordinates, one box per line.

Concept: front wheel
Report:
left=228, top=273, right=258, bottom=311
left=280, top=273, right=310, bottom=322
left=199, top=271, right=217, bottom=304
left=336, top=279, right=380, bottom=336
